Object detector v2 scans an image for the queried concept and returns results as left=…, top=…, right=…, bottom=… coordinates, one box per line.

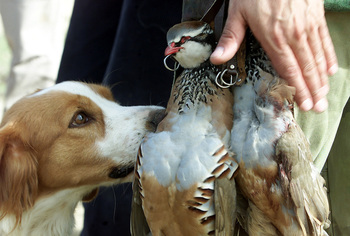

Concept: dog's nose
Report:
left=146, top=108, right=166, bottom=132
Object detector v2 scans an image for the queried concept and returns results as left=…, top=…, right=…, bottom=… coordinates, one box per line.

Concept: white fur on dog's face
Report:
left=0, top=82, right=164, bottom=221
left=28, top=82, right=163, bottom=188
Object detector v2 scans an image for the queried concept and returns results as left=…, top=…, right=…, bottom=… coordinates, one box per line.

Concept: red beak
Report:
left=165, top=42, right=184, bottom=56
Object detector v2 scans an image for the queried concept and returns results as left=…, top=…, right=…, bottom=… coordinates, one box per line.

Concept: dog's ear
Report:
left=0, top=124, right=38, bottom=225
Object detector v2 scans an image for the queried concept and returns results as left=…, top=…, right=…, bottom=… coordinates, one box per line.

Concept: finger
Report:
left=291, top=31, right=329, bottom=112
left=306, top=22, right=330, bottom=112
left=319, top=18, right=338, bottom=75
left=308, top=24, right=328, bottom=89
left=304, top=18, right=330, bottom=112
left=210, top=12, right=247, bottom=65
left=270, top=47, right=314, bottom=111
left=258, top=24, right=314, bottom=111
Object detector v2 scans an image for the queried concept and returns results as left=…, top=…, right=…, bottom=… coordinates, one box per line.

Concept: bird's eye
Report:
left=180, top=36, right=191, bottom=44
left=69, top=111, right=91, bottom=128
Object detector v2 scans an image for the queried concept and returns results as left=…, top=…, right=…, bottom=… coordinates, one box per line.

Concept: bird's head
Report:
left=165, top=21, right=215, bottom=69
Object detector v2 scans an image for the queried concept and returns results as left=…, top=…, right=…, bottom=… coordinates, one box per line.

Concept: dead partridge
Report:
left=231, top=32, right=330, bottom=236
left=131, top=21, right=238, bottom=236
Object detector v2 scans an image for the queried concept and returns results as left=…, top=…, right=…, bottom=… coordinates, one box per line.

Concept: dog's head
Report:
left=0, top=81, right=165, bottom=223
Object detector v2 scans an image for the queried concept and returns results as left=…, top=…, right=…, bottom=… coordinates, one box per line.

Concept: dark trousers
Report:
left=57, top=0, right=182, bottom=235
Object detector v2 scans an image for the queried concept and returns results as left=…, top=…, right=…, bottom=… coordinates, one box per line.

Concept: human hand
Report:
left=210, top=0, right=338, bottom=112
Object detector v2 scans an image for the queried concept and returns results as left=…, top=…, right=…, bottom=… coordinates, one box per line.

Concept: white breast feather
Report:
left=175, top=41, right=211, bottom=68
left=231, top=77, right=289, bottom=168
left=139, top=105, right=230, bottom=191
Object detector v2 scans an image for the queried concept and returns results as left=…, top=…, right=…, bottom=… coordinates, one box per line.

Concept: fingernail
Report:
left=328, top=64, right=338, bottom=76
left=313, top=98, right=328, bottom=113
left=300, top=98, right=313, bottom=111
left=211, top=46, right=224, bottom=59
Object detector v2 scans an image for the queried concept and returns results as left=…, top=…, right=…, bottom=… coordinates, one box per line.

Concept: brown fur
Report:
left=0, top=85, right=129, bottom=227
left=0, top=126, right=38, bottom=225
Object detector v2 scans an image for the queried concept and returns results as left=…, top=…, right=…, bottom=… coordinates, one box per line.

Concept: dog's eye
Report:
left=69, top=112, right=90, bottom=128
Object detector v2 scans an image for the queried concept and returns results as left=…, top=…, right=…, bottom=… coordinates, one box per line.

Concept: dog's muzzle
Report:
left=109, top=165, right=134, bottom=179
left=146, top=108, right=166, bottom=132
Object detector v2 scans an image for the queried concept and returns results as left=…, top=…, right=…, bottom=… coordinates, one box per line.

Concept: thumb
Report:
left=210, top=13, right=247, bottom=65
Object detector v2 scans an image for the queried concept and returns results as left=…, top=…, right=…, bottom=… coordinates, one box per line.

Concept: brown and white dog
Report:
left=0, top=81, right=164, bottom=236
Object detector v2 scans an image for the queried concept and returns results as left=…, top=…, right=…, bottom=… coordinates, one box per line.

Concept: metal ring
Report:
left=163, top=55, right=180, bottom=71
left=215, top=72, right=231, bottom=89
left=215, top=69, right=239, bottom=89
left=220, top=69, right=238, bottom=87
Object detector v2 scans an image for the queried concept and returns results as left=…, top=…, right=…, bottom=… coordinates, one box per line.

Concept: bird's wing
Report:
left=276, top=123, right=330, bottom=235
left=131, top=147, right=151, bottom=236
left=214, top=176, right=237, bottom=236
